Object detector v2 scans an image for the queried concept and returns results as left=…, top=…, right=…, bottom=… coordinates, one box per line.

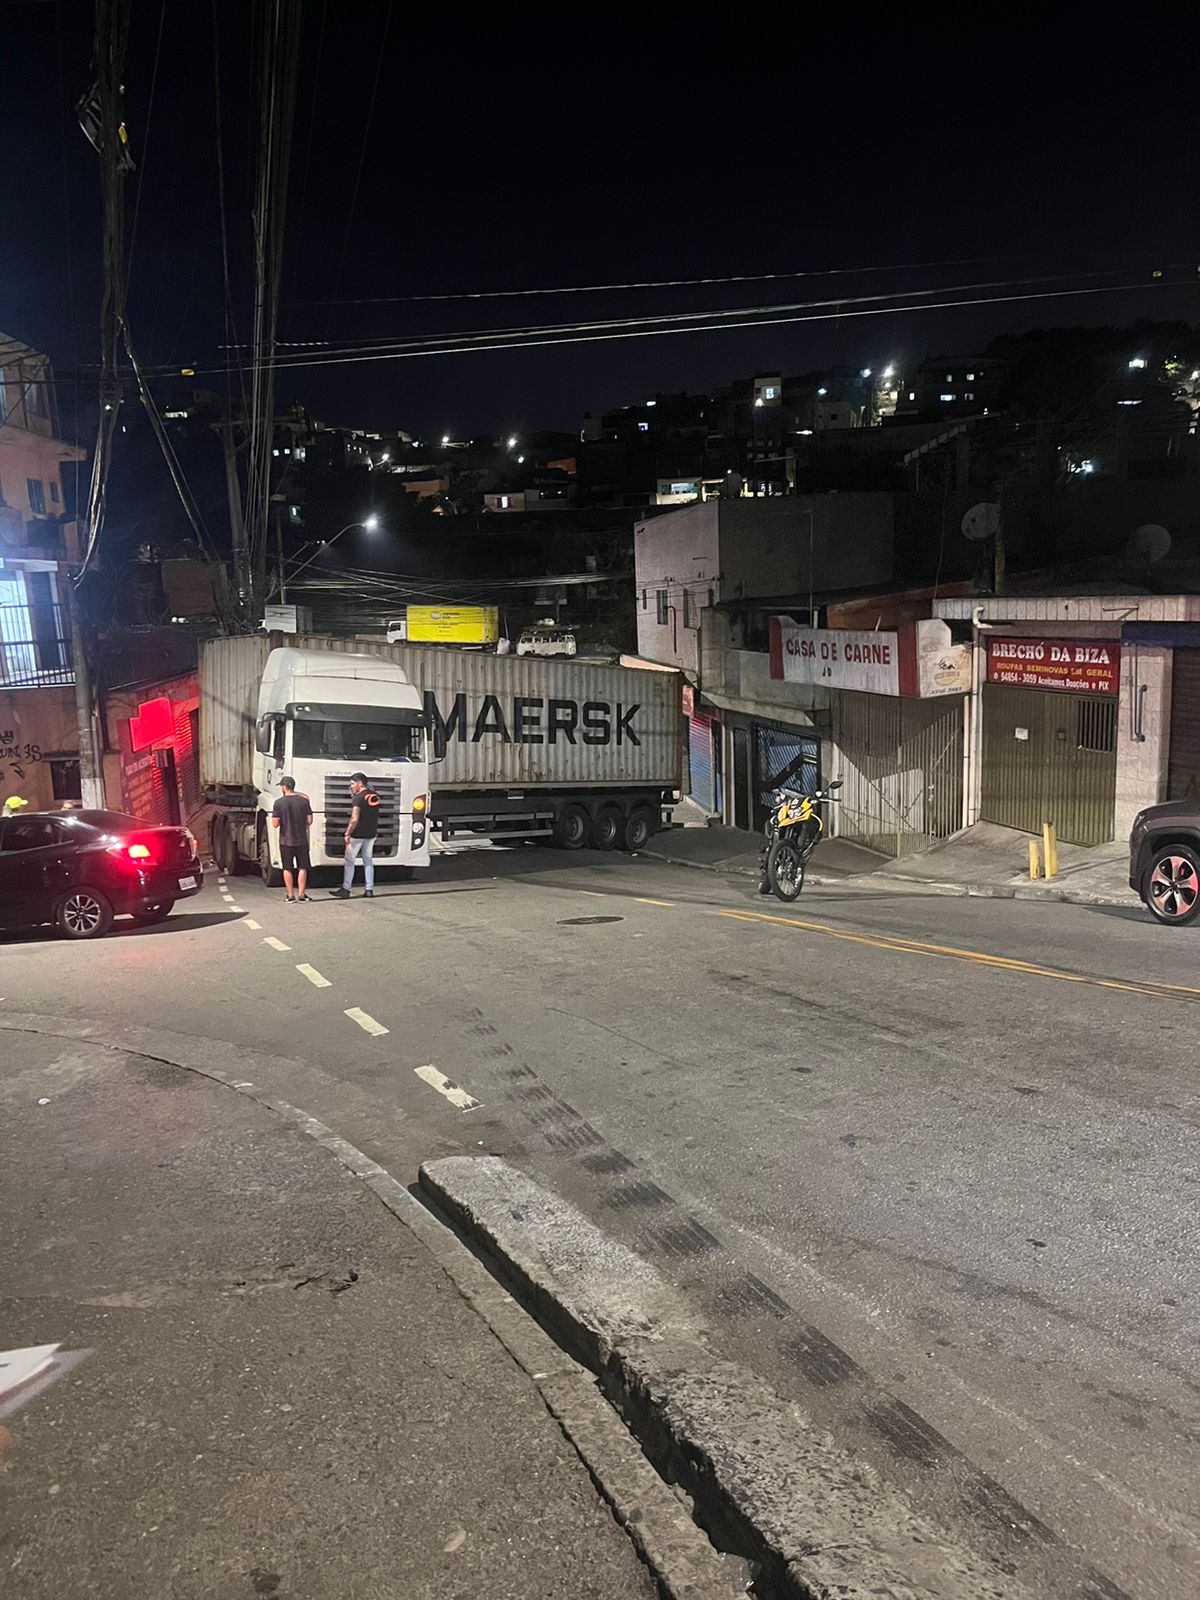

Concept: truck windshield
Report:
left=291, top=720, right=422, bottom=762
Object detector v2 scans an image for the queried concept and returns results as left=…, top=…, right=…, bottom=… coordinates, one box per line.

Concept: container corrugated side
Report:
left=199, top=635, right=271, bottom=789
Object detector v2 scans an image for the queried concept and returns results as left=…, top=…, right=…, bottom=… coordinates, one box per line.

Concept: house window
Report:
left=50, top=758, right=82, bottom=801
left=638, top=422, right=649, bottom=433
left=764, top=386, right=777, bottom=399
left=49, top=481, right=59, bottom=504
left=656, top=590, right=668, bottom=625
left=907, top=391, right=916, bottom=401
left=964, top=392, right=975, bottom=401
left=27, top=478, right=46, bottom=515
left=939, top=394, right=955, bottom=403
left=26, top=383, right=48, bottom=418
left=945, top=372, right=953, bottom=381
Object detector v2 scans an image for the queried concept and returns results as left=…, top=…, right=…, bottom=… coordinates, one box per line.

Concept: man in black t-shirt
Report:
left=330, top=771, right=380, bottom=899
left=271, top=776, right=313, bottom=902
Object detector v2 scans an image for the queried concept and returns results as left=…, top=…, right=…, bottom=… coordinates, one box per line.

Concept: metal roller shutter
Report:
left=688, top=714, right=714, bottom=812
left=1168, top=649, right=1200, bottom=800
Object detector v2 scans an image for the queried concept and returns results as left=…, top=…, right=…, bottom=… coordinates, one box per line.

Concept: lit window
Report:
left=964, top=392, right=974, bottom=401
left=966, top=371, right=976, bottom=381
left=939, top=393, right=956, bottom=403
left=638, top=421, right=649, bottom=432
left=945, top=372, right=953, bottom=381
left=765, top=386, right=777, bottom=399
left=907, top=391, right=916, bottom=401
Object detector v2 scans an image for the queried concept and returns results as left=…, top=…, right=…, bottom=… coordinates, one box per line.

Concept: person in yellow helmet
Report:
left=2, top=795, right=30, bottom=818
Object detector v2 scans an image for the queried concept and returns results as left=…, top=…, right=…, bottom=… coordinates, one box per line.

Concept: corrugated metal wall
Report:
left=833, top=692, right=964, bottom=857
left=980, top=684, right=1116, bottom=846
left=201, top=634, right=682, bottom=792
left=1168, top=649, right=1200, bottom=800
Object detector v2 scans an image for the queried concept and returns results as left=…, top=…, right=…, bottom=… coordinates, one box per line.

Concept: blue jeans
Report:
left=343, top=837, right=375, bottom=890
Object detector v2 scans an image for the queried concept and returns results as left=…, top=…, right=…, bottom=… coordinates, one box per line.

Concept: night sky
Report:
left=6, top=2, right=1200, bottom=440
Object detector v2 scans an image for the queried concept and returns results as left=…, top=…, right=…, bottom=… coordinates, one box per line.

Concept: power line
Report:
left=285, top=252, right=1043, bottom=307
left=205, top=275, right=1171, bottom=379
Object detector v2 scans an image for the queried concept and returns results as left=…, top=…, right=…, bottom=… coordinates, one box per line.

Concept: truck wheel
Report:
left=552, top=804, right=588, bottom=850
left=588, top=807, right=621, bottom=851
left=259, top=834, right=283, bottom=889
left=620, top=808, right=656, bottom=852
left=1143, top=844, right=1200, bottom=926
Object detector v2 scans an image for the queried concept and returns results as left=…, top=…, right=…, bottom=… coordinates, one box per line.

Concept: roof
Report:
left=936, top=594, right=1200, bottom=624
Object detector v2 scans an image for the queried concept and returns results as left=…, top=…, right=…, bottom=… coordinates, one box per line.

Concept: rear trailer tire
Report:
left=1143, top=844, right=1200, bottom=926
left=552, top=803, right=589, bottom=850
left=131, top=901, right=174, bottom=925
left=620, top=807, right=655, bottom=852
left=56, top=888, right=114, bottom=940
left=259, top=834, right=283, bottom=889
left=588, top=808, right=621, bottom=851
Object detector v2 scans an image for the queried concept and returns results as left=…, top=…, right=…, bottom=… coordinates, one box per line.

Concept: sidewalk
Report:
left=0, top=1031, right=660, bottom=1600
left=647, top=819, right=1140, bottom=908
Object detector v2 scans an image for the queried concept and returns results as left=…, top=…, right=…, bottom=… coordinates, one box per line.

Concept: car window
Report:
left=1, top=816, right=70, bottom=852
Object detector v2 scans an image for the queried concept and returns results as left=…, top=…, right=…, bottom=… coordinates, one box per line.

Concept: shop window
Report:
left=51, top=758, right=82, bottom=801
left=1076, top=698, right=1116, bottom=753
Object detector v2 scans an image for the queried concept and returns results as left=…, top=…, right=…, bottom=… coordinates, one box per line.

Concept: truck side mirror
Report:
left=254, top=716, right=273, bottom=756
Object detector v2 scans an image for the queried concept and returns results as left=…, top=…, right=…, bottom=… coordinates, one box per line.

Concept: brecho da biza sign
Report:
left=987, top=637, right=1120, bottom=695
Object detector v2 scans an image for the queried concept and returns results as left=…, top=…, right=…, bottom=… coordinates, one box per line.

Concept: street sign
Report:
left=986, top=637, right=1120, bottom=695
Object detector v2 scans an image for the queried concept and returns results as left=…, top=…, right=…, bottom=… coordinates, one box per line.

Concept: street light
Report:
left=278, top=518, right=381, bottom=595
left=507, top=435, right=518, bottom=449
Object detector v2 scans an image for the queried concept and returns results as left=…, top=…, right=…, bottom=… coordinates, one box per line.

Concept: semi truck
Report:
left=200, top=634, right=682, bottom=883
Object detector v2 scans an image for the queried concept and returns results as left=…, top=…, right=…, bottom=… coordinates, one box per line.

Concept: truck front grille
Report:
left=322, top=775, right=399, bottom=857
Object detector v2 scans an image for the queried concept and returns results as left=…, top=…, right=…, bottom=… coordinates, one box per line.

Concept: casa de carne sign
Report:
left=986, top=637, right=1120, bottom=695
left=776, top=626, right=900, bottom=695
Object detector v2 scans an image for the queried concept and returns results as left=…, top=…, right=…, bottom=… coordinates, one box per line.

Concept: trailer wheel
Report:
left=620, top=807, right=656, bottom=853
left=552, top=803, right=588, bottom=850
left=588, top=807, right=621, bottom=851
left=259, top=832, right=283, bottom=888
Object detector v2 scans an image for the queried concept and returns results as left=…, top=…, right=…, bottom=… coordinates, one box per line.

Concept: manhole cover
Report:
left=557, top=915, right=624, bottom=926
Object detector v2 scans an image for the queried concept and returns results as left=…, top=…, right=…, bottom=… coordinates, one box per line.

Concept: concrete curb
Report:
left=645, top=846, right=1141, bottom=910
left=0, top=1013, right=743, bottom=1600
left=419, top=1154, right=1050, bottom=1600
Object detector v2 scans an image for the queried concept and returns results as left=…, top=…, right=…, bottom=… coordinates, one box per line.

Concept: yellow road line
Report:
left=714, top=907, right=1192, bottom=1002
left=636, top=897, right=675, bottom=907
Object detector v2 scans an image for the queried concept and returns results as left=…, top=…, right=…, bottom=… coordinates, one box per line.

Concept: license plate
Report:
left=178, top=875, right=197, bottom=891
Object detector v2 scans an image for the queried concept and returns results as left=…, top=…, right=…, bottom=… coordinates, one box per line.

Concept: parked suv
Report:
left=1129, top=801, right=1200, bottom=926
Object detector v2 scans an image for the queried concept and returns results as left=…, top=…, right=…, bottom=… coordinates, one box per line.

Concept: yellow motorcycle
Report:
left=758, top=779, right=842, bottom=902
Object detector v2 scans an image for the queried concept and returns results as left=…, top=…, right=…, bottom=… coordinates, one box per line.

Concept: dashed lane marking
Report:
left=636, top=897, right=675, bottom=907
left=263, top=936, right=291, bottom=952
left=344, top=1006, right=389, bottom=1037
left=415, top=1064, right=482, bottom=1111
left=296, top=963, right=332, bottom=988
left=243, top=918, right=261, bottom=930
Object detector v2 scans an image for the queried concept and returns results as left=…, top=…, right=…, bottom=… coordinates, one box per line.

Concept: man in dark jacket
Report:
left=330, top=772, right=379, bottom=899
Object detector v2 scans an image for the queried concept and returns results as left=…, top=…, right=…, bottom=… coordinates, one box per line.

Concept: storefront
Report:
left=980, top=637, right=1120, bottom=846
left=103, top=673, right=200, bottom=828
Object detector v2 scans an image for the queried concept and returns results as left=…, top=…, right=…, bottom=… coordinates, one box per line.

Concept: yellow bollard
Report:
left=1042, top=821, right=1058, bottom=879
left=1028, top=839, right=1041, bottom=880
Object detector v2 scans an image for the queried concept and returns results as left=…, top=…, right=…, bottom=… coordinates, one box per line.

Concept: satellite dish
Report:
left=961, top=502, right=1001, bottom=543
left=1125, top=523, right=1172, bottom=566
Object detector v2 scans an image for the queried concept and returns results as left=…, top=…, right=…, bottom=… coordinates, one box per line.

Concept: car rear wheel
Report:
left=1143, top=844, right=1200, bottom=926
left=552, top=803, right=588, bottom=850
left=620, top=807, right=655, bottom=852
left=588, top=807, right=621, bottom=851
left=131, top=901, right=174, bottom=924
left=56, top=888, right=114, bottom=940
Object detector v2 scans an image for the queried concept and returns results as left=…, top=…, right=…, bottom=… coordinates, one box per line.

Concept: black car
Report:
left=0, top=810, right=203, bottom=939
left=1129, top=800, right=1200, bottom=927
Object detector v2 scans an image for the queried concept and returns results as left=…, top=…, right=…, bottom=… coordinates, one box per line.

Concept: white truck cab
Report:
left=253, top=648, right=430, bottom=880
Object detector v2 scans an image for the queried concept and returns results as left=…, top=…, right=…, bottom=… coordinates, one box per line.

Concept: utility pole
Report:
left=218, top=413, right=251, bottom=621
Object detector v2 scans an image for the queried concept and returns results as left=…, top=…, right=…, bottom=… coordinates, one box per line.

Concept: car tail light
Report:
left=107, top=841, right=153, bottom=865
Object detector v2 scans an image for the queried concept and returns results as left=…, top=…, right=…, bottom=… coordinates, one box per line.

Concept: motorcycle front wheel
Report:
left=767, top=838, right=806, bottom=902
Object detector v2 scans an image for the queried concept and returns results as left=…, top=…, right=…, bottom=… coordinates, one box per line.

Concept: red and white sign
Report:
left=987, top=637, right=1120, bottom=695
left=772, top=624, right=900, bottom=695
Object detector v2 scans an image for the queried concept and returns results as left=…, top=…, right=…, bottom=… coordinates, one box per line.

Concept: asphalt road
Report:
left=3, top=841, right=1197, bottom=1599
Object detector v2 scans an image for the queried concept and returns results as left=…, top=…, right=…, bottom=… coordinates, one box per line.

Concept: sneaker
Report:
left=298, top=894, right=312, bottom=902
left=329, top=888, right=351, bottom=899
left=285, top=895, right=295, bottom=903
left=361, top=890, right=375, bottom=898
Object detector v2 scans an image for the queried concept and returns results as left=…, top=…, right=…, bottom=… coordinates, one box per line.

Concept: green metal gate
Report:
left=980, top=684, right=1117, bottom=846
left=832, top=692, right=964, bottom=858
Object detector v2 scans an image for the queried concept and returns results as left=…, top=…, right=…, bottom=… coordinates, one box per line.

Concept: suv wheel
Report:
left=1144, top=844, right=1200, bottom=926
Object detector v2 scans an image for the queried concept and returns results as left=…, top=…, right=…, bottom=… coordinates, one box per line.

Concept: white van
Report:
left=516, top=628, right=577, bottom=659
